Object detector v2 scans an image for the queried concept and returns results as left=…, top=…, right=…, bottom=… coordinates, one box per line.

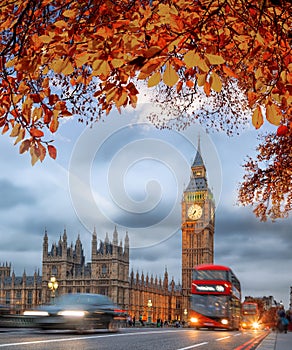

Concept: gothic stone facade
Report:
left=0, top=227, right=181, bottom=322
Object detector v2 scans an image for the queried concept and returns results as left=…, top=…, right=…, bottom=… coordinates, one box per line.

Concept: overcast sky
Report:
left=0, top=102, right=291, bottom=309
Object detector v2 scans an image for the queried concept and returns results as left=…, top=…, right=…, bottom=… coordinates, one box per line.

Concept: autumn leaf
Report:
left=266, top=103, right=282, bottom=126
left=19, top=139, right=31, bottom=154
left=197, top=73, right=206, bottom=87
left=184, top=51, right=200, bottom=68
left=14, top=128, right=25, bottom=145
left=209, top=72, right=222, bottom=92
left=252, top=106, right=264, bottom=129
left=204, top=81, right=211, bottom=96
left=148, top=72, right=161, bottom=87
left=10, top=123, right=21, bottom=137
left=277, top=125, right=288, bottom=136
left=38, top=142, right=46, bottom=162
left=30, top=128, right=44, bottom=138
left=163, top=62, right=179, bottom=87
left=48, top=145, right=57, bottom=159
left=205, top=53, right=225, bottom=65
left=222, top=65, right=238, bottom=78
left=30, top=146, right=39, bottom=166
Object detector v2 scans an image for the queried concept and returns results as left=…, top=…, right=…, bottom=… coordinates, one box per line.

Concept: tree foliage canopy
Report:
left=0, top=0, right=291, bottom=220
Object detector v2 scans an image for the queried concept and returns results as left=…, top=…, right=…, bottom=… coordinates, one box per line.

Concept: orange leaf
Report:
left=2, top=124, right=9, bottom=134
left=222, top=65, right=238, bottom=78
left=30, top=128, right=44, bottom=138
left=204, top=81, right=211, bottom=96
left=247, top=91, right=258, bottom=108
left=50, top=117, right=59, bottom=133
left=48, top=145, right=57, bottom=159
left=252, top=106, right=263, bottom=129
left=186, top=80, right=194, bottom=88
left=163, top=62, right=179, bottom=87
left=38, top=143, right=46, bottom=162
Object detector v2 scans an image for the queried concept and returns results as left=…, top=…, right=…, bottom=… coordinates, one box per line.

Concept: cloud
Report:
left=0, top=179, right=36, bottom=209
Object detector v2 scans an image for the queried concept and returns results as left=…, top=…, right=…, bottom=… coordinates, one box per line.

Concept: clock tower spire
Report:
left=181, top=137, right=215, bottom=299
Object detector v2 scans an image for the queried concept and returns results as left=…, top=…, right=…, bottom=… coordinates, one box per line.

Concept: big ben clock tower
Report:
left=181, top=138, right=215, bottom=299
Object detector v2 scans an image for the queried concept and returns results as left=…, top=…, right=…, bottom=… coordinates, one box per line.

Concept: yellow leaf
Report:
left=197, top=73, right=206, bottom=87
left=62, top=60, right=74, bottom=75
left=75, top=53, right=90, bottom=68
left=32, top=107, right=43, bottom=121
left=148, top=72, right=161, bottom=87
left=92, top=59, right=111, bottom=77
left=54, top=20, right=68, bottom=29
left=5, top=57, right=16, bottom=68
left=197, top=58, right=209, bottom=73
left=115, top=90, right=128, bottom=108
left=266, top=103, right=282, bottom=126
left=209, top=72, right=222, bottom=92
left=39, top=35, right=52, bottom=44
left=184, top=50, right=200, bottom=69
left=62, top=9, right=78, bottom=18
left=30, top=146, right=39, bottom=166
left=111, top=59, right=124, bottom=68
left=14, top=128, right=25, bottom=145
left=205, top=54, right=225, bottom=65
left=252, top=106, right=263, bottom=129
left=163, top=62, right=179, bottom=87
left=10, top=123, right=21, bottom=137
left=51, top=58, right=66, bottom=74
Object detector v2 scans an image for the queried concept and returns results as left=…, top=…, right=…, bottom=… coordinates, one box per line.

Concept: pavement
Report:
left=256, top=330, right=292, bottom=350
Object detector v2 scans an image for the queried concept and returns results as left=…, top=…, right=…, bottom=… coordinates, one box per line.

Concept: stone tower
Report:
left=181, top=138, right=215, bottom=299
left=42, top=227, right=129, bottom=308
left=91, top=226, right=130, bottom=307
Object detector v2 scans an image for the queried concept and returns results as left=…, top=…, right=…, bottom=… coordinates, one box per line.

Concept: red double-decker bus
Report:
left=241, top=302, right=260, bottom=329
left=189, top=264, right=241, bottom=330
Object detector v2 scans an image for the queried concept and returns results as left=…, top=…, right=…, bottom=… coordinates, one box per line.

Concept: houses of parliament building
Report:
left=0, top=142, right=215, bottom=322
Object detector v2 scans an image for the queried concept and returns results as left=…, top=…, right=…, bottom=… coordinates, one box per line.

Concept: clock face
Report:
left=187, top=204, right=203, bottom=220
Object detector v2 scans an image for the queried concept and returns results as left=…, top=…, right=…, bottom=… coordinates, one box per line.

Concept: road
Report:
left=0, top=327, right=268, bottom=350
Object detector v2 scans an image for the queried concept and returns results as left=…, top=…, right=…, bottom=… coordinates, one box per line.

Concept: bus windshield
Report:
left=243, top=303, right=258, bottom=315
left=190, top=294, right=229, bottom=318
left=193, top=269, right=228, bottom=281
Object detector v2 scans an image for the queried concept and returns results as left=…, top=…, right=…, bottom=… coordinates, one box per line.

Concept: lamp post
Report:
left=48, top=276, right=58, bottom=303
left=184, top=308, right=188, bottom=325
left=147, top=299, right=152, bottom=324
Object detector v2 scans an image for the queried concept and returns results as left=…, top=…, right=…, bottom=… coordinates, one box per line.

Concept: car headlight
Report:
left=57, top=310, right=86, bottom=317
left=23, top=311, right=49, bottom=316
left=252, top=322, right=260, bottom=329
left=190, top=317, right=198, bottom=323
left=221, top=319, right=228, bottom=325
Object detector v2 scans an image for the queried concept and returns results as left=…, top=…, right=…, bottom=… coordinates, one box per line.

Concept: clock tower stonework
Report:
left=181, top=139, right=215, bottom=299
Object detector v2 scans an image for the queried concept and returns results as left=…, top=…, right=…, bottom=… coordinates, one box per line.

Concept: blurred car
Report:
left=23, top=293, right=126, bottom=332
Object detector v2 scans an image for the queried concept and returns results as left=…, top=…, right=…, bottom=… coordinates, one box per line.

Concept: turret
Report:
left=92, top=227, right=97, bottom=259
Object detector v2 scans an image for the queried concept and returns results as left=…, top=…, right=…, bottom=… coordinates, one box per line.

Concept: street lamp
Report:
left=147, top=299, right=152, bottom=324
left=48, top=276, right=58, bottom=302
left=184, top=308, right=188, bottom=324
